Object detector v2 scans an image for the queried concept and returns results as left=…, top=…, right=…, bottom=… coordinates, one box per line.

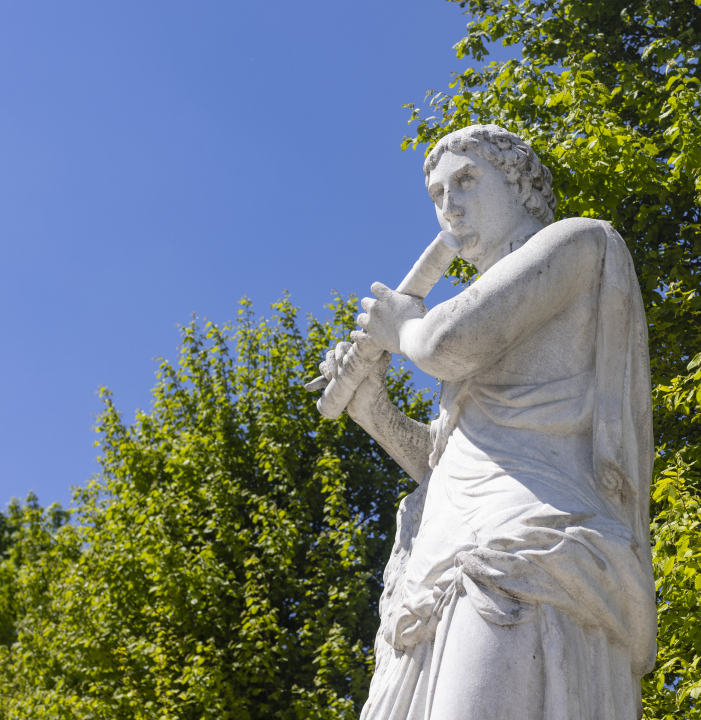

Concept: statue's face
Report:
left=427, top=149, right=531, bottom=268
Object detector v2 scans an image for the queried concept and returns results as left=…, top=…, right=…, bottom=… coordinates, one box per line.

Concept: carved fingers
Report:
left=319, top=349, right=336, bottom=381
left=336, top=340, right=352, bottom=365
left=319, top=341, right=353, bottom=382
left=371, top=281, right=394, bottom=298
left=357, top=282, right=427, bottom=354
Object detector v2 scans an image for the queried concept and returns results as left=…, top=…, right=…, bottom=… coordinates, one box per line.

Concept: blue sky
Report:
left=0, top=1, right=512, bottom=510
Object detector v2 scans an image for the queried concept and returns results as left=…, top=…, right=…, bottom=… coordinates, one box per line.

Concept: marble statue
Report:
left=308, top=125, right=657, bottom=720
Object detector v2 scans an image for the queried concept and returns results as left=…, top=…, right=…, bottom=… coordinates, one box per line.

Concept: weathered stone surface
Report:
left=312, top=125, right=656, bottom=720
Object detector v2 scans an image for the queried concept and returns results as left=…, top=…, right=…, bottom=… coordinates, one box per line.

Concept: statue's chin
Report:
left=456, top=229, right=480, bottom=260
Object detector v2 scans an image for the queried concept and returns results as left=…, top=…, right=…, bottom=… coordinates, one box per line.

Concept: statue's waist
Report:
left=464, top=369, right=594, bottom=435
left=429, top=369, right=595, bottom=471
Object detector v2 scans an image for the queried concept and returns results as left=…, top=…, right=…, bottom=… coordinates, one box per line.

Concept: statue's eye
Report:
left=432, top=189, right=444, bottom=206
left=459, top=174, right=476, bottom=189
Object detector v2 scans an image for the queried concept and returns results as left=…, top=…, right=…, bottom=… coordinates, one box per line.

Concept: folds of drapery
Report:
left=430, top=220, right=653, bottom=565
left=363, top=593, right=643, bottom=720
left=361, top=221, right=656, bottom=720
left=362, top=499, right=653, bottom=720
left=592, top=222, right=654, bottom=568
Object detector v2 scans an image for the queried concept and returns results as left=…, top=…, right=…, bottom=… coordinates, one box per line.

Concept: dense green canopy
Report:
left=1, top=0, right=700, bottom=717
left=0, top=298, right=430, bottom=719
left=402, top=0, right=701, bottom=713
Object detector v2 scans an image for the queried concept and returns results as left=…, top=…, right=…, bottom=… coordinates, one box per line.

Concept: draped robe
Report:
left=360, top=220, right=657, bottom=720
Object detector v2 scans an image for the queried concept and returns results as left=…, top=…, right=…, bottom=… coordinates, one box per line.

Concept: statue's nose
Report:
left=442, top=192, right=464, bottom=223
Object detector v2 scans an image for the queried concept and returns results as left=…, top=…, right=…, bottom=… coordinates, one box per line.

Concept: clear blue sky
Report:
left=0, top=1, right=511, bottom=510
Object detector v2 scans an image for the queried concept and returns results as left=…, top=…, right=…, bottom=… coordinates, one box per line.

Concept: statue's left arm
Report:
left=318, top=346, right=432, bottom=483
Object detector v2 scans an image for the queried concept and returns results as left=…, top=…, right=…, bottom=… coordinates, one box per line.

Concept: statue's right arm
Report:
left=398, top=217, right=606, bottom=381
left=319, top=345, right=432, bottom=484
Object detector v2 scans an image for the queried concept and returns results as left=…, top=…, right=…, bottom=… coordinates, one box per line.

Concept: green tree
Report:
left=0, top=494, right=70, bottom=650
left=0, top=296, right=430, bottom=720
left=402, top=0, right=701, bottom=713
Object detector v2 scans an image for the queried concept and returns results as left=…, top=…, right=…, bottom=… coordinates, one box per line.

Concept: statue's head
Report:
left=424, top=125, right=556, bottom=224
left=423, top=126, right=557, bottom=268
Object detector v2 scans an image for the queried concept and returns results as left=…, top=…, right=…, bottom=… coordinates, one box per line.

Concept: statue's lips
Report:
left=450, top=225, right=479, bottom=245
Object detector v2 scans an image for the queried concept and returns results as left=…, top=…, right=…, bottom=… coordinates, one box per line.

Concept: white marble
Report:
left=311, top=125, right=656, bottom=720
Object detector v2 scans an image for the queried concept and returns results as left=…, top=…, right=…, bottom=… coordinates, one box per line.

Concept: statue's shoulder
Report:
left=518, top=217, right=608, bottom=280
left=545, top=216, right=609, bottom=241
left=532, top=216, right=609, bottom=257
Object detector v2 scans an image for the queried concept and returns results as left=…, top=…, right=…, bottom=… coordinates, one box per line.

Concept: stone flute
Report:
left=305, top=230, right=462, bottom=419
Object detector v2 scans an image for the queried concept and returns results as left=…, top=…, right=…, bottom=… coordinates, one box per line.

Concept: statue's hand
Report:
left=357, top=282, right=427, bottom=354
left=319, top=341, right=392, bottom=422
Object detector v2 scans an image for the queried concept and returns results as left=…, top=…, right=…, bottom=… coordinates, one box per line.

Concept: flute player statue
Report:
left=308, top=125, right=657, bottom=720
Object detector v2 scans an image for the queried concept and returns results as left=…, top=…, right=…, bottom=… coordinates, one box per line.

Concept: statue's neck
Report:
left=475, top=217, right=545, bottom=273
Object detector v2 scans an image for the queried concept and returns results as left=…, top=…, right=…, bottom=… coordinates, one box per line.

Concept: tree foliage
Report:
left=649, top=353, right=701, bottom=713
left=1, top=1, right=700, bottom=716
left=0, top=297, right=430, bottom=719
left=402, top=0, right=701, bottom=714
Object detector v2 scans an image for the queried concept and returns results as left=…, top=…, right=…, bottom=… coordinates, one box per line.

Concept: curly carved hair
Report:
left=423, top=125, right=557, bottom=225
